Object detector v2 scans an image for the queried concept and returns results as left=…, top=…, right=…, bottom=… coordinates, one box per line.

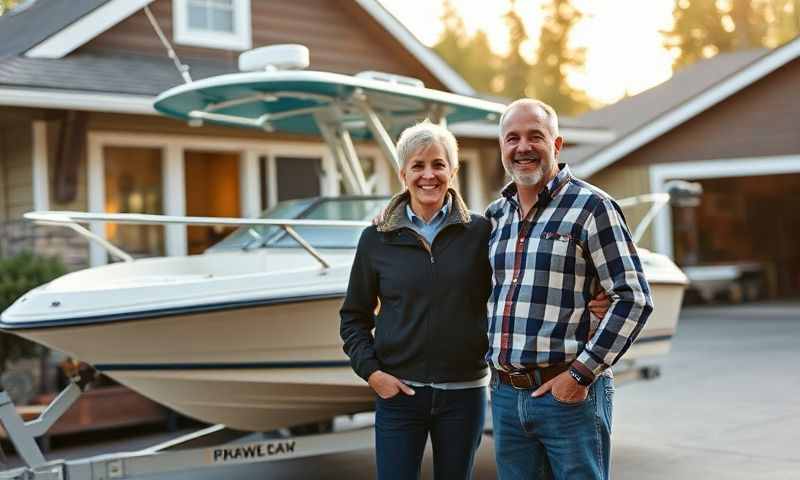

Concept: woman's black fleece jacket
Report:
left=340, top=190, right=491, bottom=384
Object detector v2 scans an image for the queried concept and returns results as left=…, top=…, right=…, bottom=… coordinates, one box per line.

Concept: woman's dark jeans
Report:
left=375, top=386, right=486, bottom=480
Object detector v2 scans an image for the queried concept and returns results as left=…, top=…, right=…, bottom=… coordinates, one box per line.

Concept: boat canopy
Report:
left=153, top=70, right=504, bottom=140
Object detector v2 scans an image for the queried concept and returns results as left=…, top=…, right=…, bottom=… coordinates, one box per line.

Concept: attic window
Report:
left=173, top=0, right=252, bottom=51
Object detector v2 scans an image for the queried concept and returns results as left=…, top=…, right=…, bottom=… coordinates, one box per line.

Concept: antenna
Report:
left=144, top=6, right=193, bottom=84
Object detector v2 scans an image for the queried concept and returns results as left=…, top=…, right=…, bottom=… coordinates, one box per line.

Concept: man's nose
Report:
left=517, top=138, right=532, bottom=152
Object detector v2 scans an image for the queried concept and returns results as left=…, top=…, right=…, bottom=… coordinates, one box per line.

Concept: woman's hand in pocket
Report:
left=368, top=370, right=416, bottom=399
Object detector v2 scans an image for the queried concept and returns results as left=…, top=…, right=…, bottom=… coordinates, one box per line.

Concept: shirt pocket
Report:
left=536, top=232, right=584, bottom=275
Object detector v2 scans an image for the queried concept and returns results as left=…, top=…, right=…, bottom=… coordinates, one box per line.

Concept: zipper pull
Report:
left=430, top=255, right=435, bottom=264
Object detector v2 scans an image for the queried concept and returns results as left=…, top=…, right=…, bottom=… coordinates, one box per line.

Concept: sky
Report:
left=378, top=0, right=677, bottom=105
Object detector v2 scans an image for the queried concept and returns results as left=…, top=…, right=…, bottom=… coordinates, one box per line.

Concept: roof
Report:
left=0, top=0, right=475, bottom=95
left=0, top=53, right=233, bottom=96
left=566, top=38, right=800, bottom=177
left=0, top=0, right=109, bottom=57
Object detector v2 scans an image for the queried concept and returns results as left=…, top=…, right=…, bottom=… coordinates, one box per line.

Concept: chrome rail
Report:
left=25, top=211, right=370, bottom=269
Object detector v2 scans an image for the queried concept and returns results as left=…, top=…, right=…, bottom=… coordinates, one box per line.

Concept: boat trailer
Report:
left=0, top=370, right=374, bottom=480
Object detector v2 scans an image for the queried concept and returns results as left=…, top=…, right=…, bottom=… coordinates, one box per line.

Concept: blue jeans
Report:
left=374, top=386, right=486, bottom=480
left=490, top=373, right=614, bottom=480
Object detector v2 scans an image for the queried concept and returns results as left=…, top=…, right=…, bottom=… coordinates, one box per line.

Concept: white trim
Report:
left=0, top=87, right=155, bottom=114
left=87, top=138, right=105, bottom=267
left=25, top=0, right=155, bottom=58
left=456, top=149, right=482, bottom=210
left=163, top=144, right=187, bottom=257
left=574, top=37, right=800, bottom=178
left=449, top=121, right=616, bottom=144
left=31, top=121, right=49, bottom=211
left=172, top=0, right=252, bottom=51
left=239, top=151, right=260, bottom=218
left=353, top=0, right=474, bottom=95
left=649, top=155, right=800, bottom=259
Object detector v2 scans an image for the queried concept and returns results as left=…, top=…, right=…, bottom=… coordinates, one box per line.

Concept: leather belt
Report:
left=494, top=364, right=571, bottom=390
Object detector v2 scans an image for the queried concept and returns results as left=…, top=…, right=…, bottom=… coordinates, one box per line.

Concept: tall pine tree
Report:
left=529, top=0, right=590, bottom=115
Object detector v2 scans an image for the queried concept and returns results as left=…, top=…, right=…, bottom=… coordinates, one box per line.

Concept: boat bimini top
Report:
left=153, top=44, right=505, bottom=194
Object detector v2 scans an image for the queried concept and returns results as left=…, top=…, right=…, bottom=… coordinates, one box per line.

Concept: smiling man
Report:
left=486, top=99, right=653, bottom=480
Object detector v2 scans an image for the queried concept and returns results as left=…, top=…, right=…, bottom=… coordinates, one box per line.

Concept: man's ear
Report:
left=554, top=136, right=564, bottom=157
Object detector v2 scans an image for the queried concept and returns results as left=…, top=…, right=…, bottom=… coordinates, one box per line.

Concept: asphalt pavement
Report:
left=3, top=302, right=799, bottom=479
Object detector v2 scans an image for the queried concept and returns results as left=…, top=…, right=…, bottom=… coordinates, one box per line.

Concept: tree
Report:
left=0, top=0, right=20, bottom=16
left=529, top=0, right=591, bottom=115
left=433, top=1, right=499, bottom=95
left=664, top=0, right=799, bottom=72
left=501, top=2, right=532, bottom=100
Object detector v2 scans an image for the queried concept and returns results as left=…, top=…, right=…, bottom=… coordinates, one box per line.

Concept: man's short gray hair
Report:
left=499, top=98, right=560, bottom=138
left=396, top=120, right=459, bottom=172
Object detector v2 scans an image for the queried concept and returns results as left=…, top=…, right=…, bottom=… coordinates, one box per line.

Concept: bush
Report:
left=0, top=251, right=67, bottom=375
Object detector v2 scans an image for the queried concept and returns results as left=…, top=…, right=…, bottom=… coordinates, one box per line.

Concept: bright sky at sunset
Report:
left=378, top=0, right=677, bottom=105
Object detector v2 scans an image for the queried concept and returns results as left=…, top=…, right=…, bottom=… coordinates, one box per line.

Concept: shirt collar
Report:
left=406, top=194, right=451, bottom=226
left=501, top=163, right=572, bottom=208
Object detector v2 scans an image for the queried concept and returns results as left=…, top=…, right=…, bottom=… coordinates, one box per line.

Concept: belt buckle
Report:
left=508, top=371, right=532, bottom=389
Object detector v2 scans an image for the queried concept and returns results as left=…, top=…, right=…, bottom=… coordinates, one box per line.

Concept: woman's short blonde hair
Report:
left=396, top=120, right=459, bottom=172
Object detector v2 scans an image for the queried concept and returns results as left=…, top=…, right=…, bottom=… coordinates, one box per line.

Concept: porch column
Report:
left=163, top=144, right=187, bottom=256
left=240, top=151, right=261, bottom=218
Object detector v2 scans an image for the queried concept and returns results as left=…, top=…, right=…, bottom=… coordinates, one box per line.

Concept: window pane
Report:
left=103, top=147, right=164, bottom=258
left=185, top=150, right=241, bottom=255
left=187, top=4, right=208, bottom=30
left=210, top=8, right=234, bottom=32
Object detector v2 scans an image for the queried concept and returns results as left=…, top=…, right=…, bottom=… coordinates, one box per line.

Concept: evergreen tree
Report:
left=529, top=0, right=590, bottom=115
left=0, top=0, right=20, bottom=15
left=501, top=2, right=532, bottom=99
left=664, top=0, right=799, bottom=72
left=433, top=0, right=499, bottom=95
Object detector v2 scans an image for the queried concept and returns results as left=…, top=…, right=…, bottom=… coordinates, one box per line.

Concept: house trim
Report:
left=25, top=0, right=156, bottom=59
left=574, top=37, right=800, bottom=179
left=649, top=155, right=800, bottom=259
left=172, top=0, right=252, bottom=51
left=0, top=87, right=156, bottom=114
left=352, top=0, right=474, bottom=95
left=32, top=121, right=49, bottom=211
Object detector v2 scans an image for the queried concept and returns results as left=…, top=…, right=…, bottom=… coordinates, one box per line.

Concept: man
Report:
left=486, top=99, right=653, bottom=480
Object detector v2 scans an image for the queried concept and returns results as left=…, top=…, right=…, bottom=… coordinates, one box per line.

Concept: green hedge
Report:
left=0, top=251, right=67, bottom=375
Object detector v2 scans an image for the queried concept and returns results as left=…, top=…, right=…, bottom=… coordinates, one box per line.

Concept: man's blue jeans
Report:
left=374, top=386, right=486, bottom=480
left=490, top=373, right=614, bottom=480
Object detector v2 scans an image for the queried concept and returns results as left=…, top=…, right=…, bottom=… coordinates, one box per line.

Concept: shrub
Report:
left=0, top=251, right=67, bottom=376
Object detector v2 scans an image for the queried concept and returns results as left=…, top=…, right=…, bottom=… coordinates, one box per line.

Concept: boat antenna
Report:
left=143, top=6, right=193, bottom=84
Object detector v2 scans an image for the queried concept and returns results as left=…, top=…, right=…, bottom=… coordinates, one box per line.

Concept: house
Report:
left=0, top=0, right=612, bottom=269
left=563, top=38, right=800, bottom=299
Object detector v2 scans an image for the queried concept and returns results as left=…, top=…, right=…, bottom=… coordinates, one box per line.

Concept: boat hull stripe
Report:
left=95, top=360, right=352, bottom=371
left=0, top=293, right=345, bottom=330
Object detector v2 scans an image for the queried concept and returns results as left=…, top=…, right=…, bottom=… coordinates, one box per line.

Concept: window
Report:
left=173, top=0, right=251, bottom=51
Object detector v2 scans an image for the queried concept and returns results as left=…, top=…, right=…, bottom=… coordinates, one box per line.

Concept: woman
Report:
left=340, top=121, right=490, bottom=480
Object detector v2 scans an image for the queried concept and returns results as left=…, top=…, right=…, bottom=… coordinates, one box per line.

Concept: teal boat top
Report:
left=153, top=70, right=505, bottom=139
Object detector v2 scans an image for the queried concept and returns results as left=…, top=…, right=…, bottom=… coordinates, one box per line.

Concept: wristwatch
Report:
left=568, top=366, right=593, bottom=386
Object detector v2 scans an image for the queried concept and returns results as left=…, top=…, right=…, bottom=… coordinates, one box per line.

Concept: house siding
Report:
left=78, top=0, right=445, bottom=89
left=620, top=58, right=800, bottom=167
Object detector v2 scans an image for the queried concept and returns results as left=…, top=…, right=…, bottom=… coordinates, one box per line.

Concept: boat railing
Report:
left=24, top=211, right=370, bottom=270
left=616, top=193, right=671, bottom=244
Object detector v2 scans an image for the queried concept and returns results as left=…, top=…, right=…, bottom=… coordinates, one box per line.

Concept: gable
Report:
left=75, top=0, right=445, bottom=90
left=613, top=57, right=800, bottom=169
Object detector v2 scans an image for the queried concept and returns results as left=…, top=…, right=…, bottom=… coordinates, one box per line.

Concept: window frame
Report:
left=172, top=0, right=252, bottom=51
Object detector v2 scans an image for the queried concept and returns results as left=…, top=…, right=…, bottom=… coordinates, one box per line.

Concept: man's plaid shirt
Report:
left=485, top=164, right=653, bottom=376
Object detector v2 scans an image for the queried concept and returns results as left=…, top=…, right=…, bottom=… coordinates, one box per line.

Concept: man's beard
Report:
left=504, top=162, right=544, bottom=186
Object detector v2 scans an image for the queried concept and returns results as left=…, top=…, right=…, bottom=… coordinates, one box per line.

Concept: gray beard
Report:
left=507, top=167, right=543, bottom=186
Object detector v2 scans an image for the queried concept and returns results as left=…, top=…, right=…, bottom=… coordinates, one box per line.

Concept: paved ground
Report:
left=3, top=302, right=799, bottom=478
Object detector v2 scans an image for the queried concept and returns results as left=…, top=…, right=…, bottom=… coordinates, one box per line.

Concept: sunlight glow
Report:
left=379, top=0, right=677, bottom=105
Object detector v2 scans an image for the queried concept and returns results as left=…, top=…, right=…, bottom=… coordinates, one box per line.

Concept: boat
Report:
left=0, top=45, right=688, bottom=432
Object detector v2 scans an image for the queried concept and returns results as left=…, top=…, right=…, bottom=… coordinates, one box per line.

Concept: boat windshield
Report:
left=207, top=197, right=389, bottom=252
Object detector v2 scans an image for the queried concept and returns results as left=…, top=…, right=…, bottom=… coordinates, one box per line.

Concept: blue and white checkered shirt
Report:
left=485, top=164, right=653, bottom=376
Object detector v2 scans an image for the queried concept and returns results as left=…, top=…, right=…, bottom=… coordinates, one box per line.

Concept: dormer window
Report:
left=173, top=0, right=252, bottom=51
